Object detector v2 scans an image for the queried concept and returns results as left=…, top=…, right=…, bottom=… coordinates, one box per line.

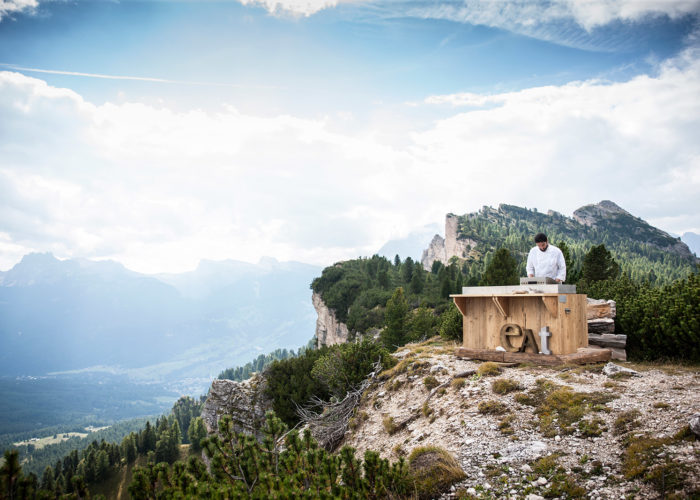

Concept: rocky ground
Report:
left=342, top=338, right=700, bottom=499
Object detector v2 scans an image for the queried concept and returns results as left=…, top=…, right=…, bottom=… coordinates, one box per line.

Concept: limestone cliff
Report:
left=421, top=234, right=446, bottom=270
left=313, top=292, right=350, bottom=348
left=201, top=375, right=272, bottom=439
left=421, top=215, right=477, bottom=271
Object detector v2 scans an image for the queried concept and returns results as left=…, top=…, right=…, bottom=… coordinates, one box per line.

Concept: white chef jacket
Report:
left=526, top=244, right=566, bottom=282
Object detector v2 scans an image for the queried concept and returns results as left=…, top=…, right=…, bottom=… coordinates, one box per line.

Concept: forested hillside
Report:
left=444, top=202, right=697, bottom=285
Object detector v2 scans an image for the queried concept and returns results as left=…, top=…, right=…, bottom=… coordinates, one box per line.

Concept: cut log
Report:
left=587, top=318, right=615, bottom=334
left=586, top=298, right=616, bottom=320
left=588, top=333, right=627, bottom=349
left=587, top=344, right=627, bottom=361
left=560, top=348, right=612, bottom=364
left=610, top=348, right=627, bottom=361
left=454, top=347, right=610, bottom=366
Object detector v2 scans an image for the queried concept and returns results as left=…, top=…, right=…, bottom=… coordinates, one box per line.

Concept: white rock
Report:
left=430, top=363, right=446, bottom=373
left=526, top=494, right=545, bottom=500
left=483, top=482, right=491, bottom=490
left=377, top=391, right=386, bottom=398
left=602, top=362, right=639, bottom=377
left=529, top=441, right=548, bottom=455
left=555, top=435, right=561, bottom=442
left=689, top=413, right=700, bottom=437
left=467, top=487, right=477, bottom=495
left=537, top=477, right=547, bottom=486
left=496, top=346, right=506, bottom=352
left=521, top=464, right=533, bottom=473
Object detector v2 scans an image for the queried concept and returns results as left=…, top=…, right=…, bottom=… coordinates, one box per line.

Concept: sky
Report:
left=0, top=0, right=699, bottom=273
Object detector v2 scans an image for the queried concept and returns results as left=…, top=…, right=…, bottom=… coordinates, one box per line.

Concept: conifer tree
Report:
left=40, top=465, right=55, bottom=492
left=480, top=248, right=518, bottom=286
left=402, top=256, right=414, bottom=283
left=381, top=287, right=409, bottom=351
left=188, top=417, right=208, bottom=453
left=410, top=263, right=425, bottom=294
left=581, top=244, right=620, bottom=283
left=1, top=449, right=22, bottom=499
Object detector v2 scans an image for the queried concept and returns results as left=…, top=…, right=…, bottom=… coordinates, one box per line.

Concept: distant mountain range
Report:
left=0, top=254, right=321, bottom=383
left=682, top=231, right=700, bottom=257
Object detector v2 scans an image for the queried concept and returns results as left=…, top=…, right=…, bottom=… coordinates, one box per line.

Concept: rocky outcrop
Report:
left=313, top=292, right=350, bottom=348
left=421, top=215, right=476, bottom=271
left=573, top=200, right=628, bottom=227
left=421, top=234, right=446, bottom=271
left=574, top=201, right=696, bottom=261
left=445, top=214, right=476, bottom=261
left=201, top=375, right=272, bottom=439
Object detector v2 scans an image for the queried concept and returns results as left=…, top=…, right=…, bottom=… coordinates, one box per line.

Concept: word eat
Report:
left=499, top=324, right=552, bottom=355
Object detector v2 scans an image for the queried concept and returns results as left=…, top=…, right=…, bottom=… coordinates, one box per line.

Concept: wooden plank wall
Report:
left=459, top=294, right=588, bottom=355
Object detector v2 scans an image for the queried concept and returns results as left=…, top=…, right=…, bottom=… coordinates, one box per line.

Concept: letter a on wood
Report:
left=518, top=328, right=540, bottom=354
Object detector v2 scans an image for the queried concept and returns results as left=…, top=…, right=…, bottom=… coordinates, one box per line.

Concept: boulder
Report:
left=201, top=374, right=273, bottom=440
left=690, top=413, right=700, bottom=437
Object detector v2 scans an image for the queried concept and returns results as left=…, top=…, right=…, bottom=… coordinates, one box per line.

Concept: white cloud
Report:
left=236, top=0, right=344, bottom=17
left=1, top=48, right=699, bottom=272
left=0, top=0, right=37, bottom=21
left=406, top=0, right=700, bottom=30
left=413, top=47, right=700, bottom=232
left=399, top=0, right=700, bottom=49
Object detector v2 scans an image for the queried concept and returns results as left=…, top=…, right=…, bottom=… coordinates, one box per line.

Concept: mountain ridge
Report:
left=0, top=253, right=321, bottom=381
left=422, top=200, right=697, bottom=283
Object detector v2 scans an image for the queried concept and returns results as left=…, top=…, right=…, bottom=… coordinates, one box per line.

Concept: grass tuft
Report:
left=423, top=376, right=439, bottom=390
left=477, top=362, right=501, bottom=377
left=408, top=446, right=466, bottom=500
left=477, top=400, right=508, bottom=415
left=382, top=416, right=399, bottom=435
left=491, top=378, right=521, bottom=395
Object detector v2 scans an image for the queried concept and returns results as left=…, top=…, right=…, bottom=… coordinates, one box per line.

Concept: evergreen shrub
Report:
left=129, top=412, right=414, bottom=499
left=586, top=272, right=699, bottom=361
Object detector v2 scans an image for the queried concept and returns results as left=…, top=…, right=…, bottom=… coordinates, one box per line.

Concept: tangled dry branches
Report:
left=297, top=361, right=382, bottom=451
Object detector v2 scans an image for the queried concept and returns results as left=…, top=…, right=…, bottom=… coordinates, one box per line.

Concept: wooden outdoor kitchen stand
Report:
left=451, top=284, right=611, bottom=365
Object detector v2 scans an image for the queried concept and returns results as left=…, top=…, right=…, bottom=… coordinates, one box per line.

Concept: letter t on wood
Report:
left=539, top=326, right=552, bottom=355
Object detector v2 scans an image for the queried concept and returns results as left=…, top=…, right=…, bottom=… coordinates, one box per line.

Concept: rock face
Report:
left=445, top=214, right=475, bottom=262
left=421, top=234, right=446, bottom=271
left=201, top=375, right=273, bottom=439
left=313, top=292, right=350, bottom=348
left=421, top=215, right=476, bottom=271
left=573, top=200, right=629, bottom=226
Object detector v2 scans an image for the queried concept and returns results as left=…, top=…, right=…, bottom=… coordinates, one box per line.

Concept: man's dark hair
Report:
left=534, top=233, right=548, bottom=243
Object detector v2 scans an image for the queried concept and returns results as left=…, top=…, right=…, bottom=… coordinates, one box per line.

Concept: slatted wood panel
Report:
left=454, top=293, right=588, bottom=355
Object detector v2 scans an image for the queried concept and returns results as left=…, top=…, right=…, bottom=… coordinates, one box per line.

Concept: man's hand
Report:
left=528, top=274, right=534, bottom=278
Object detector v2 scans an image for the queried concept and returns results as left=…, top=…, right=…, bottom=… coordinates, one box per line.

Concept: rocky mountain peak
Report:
left=573, top=200, right=631, bottom=227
